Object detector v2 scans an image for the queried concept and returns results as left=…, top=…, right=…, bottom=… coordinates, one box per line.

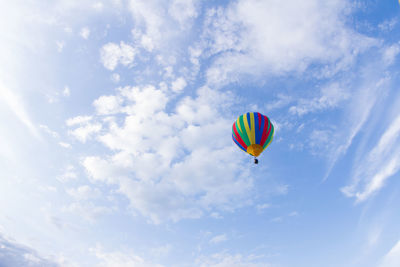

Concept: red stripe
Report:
left=260, top=115, right=270, bottom=146
left=233, top=122, right=248, bottom=149
left=257, top=112, right=261, bottom=130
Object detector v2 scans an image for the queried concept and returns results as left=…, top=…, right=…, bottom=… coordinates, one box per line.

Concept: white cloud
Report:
left=56, top=41, right=65, bottom=53
left=100, top=42, right=136, bottom=71
left=150, top=244, right=172, bottom=259
left=62, top=86, right=70, bottom=97
left=76, top=84, right=253, bottom=223
left=308, top=129, right=336, bottom=156
left=58, top=142, right=71, bottom=148
left=168, top=0, right=199, bottom=28
left=289, top=83, right=350, bottom=116
left=83, top=156, right=123, bottom=184
left=128, top=0, right=169, bottom=52
left=79, top=26, right=90, bottom=39
left=68, top=123, right=102, bottom=143
left=196, top=252, right=270, bottom=267
left=91, top=245, right=164, bottom=267
left=202, top=0, right=376, bottom=86
left=0, top=233, right=58, bottom=267
left=288, top=211, right=299, bottom=217
left=256, top=203, right=270, bottom=213
left=111, top=73, right=120, bottom=83
left=265, top=94, right=293, bottom=111
left=128, top=0, right=164, bottom=51
left=64, top=26, right=73, bottom=33
left=93, top=95, right=123, bottom=115
left=66, top=115, right=93, bottom=126
left=67, top=115, right=101, bottom=143
left=128, top=0, right=199, bottom=52
left=319, top=69, right=391, bottom=180
left=66, top=185, right=100, bottom=200
left=380, top=240, right=400, bottom=267
left=57, top=165, right=78, bottom=183
left=45, top=86, right=71, bottom=103
left=171, top=77, right=187, bottom=92
left=0, top=81, right=40, bottom=138
left=342, top=115, right=400, bottom=202
left=210, top=212, right=223, bottom=219
left=209, top=234, right=227, bottom=244
left=382, top=44, right=400, bottom=66
left=63, top=202, right=112, bottom=223
left=378, top=18, right=398, bottom=32
left=39, top=124, right=59, bottom=138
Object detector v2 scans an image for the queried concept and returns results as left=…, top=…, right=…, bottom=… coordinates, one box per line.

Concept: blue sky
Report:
left=1, top=0, right=400, bottom=266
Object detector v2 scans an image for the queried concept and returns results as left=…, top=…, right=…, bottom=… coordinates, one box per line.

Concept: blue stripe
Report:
left=232, top=135, right=246, bottom=152
left=246, top=112, right=251, bottom=131
left=256, top=112, right=265, bottom=144
left=254, top=112, right=261, bottom=144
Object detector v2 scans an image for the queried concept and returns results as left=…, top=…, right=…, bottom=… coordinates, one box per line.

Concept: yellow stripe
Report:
left=243, top=114, right=254, bottom=144
left=236, top=118, right=242, bottom=134
left=250, top=112, right=255, bottom=145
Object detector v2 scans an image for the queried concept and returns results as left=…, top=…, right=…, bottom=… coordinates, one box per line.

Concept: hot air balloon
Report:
left=232, top=112, right=274, bottom=164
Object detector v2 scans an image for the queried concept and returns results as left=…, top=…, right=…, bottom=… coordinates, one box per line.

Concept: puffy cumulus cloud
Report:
left=202, top=0, right=376, bottom=86
left=195, top=252, right=271, bottom=267
left=93, top=95, right=123, bottom=115
left=111, top=73, right=121, bottom=83
left=342, top=115, right=400, bottom=202
left=100, top=42, right=136, bottom=71
left=56, top=165, right=78, bottom=183
left=91, top=245, right=164, bottom=267
left=66, top=115, right=93, bottom=126
left=74, top=84, right=252, bottom=223
left=0, top=234, right=58, bottom=267
left=79, top=26, right=90, bottom=39
left=68, top=123, right=102, bottom=143
left=67, top=112, right=102, bottom=143
left=171, top=77, right=187, bottom=92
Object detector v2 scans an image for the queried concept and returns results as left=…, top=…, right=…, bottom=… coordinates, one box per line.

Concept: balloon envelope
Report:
left=232, top=112, right=274, bottom=157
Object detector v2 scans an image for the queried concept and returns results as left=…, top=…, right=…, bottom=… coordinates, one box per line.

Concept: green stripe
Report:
left=239, top=115, right=251, bottom=146
left=263, top=119, right=274, bottom=149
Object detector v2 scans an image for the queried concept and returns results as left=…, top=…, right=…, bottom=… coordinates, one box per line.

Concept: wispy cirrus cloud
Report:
left=342, top=114, right=400, bottom=202
left=0, top=82, right=40, bottom=139
left=379, top=240, right=400, bottom=267
left=209, top=234, right=228, bottom=244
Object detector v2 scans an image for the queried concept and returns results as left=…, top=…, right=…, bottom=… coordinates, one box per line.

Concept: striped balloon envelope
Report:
left=232, top=112, right=274, bottom=159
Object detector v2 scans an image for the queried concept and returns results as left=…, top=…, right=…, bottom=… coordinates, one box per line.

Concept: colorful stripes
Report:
left=232, top=112, right=274, bottom=156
